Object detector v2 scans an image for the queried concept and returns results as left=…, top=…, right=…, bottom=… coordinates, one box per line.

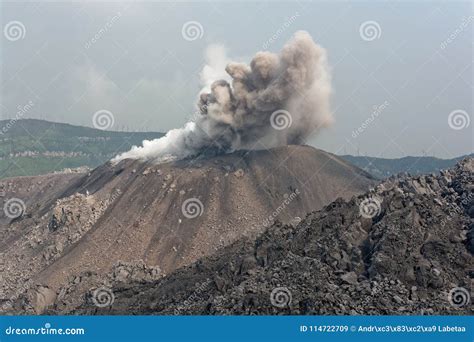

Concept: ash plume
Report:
left=113, top=31, right=333, bottom=163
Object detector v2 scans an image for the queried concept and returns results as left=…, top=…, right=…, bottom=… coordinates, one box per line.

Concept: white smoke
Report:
left=199, top=44, right=231, bottom=94
left=113, top=31, right=333, bottom=163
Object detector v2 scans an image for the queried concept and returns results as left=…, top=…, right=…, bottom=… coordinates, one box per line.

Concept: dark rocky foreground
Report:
left=41, top=158, right=473, bottom=315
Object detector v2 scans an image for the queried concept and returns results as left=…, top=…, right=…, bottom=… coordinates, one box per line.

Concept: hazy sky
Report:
left=1, top=0, right=472, bottom=158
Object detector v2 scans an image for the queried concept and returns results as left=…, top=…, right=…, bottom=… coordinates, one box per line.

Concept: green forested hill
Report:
left=0, top=119, right=163, bottom=178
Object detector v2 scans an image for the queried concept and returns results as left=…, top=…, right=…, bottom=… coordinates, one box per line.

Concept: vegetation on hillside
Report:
left=0, top=119, right=163, bottom=178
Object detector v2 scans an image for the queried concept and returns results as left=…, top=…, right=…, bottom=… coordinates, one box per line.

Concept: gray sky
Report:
left=1, top=0, right=472, bottom=158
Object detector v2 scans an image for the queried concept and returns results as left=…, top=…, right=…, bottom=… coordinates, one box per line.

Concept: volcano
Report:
left=0, top=145, right=376, bottom=314
left=53, top=159, right=474, bottom=315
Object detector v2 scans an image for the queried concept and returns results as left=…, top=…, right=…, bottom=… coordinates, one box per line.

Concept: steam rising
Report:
left=113, top=31, right=333, bottom=163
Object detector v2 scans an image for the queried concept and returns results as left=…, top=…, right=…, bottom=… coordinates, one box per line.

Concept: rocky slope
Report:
left=0, top=145, right=376, bottom=314
left=44, top=158, right=473, bottom=315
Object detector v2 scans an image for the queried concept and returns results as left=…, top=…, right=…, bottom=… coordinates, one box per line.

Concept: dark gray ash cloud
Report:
left=114, top=31, right=333, bottom=162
